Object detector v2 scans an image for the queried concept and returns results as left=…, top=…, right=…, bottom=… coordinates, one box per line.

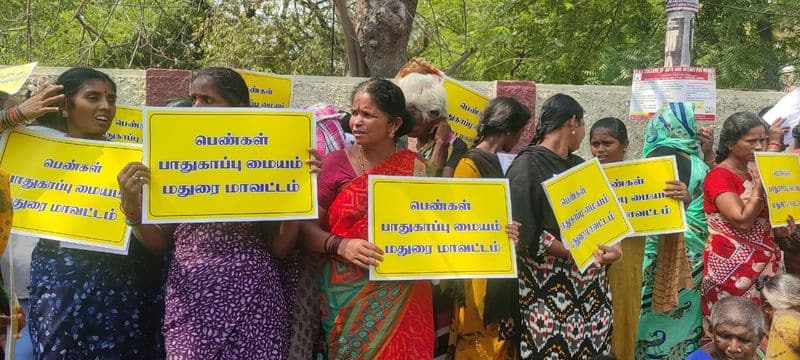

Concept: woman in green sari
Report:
left=635, top=102, right=715, bottom=359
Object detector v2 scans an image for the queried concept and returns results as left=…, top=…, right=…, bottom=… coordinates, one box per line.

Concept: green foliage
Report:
left=196, top=0, right=346, bottom=75
left=1, top=0, right=799, bottom=89
left=694, top=1, right=800, bottom=89
left=0, top=0, right=207, bottom=68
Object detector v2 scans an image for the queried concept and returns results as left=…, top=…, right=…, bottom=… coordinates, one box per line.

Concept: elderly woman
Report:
left=687, top=296, right=765, bottom=360
left=397, top=72, right=467, bottom=177
left=760, top=274, right=800, bottom=357
left=300, top=78, right=434, bottom=359
left=396, top=71, right=467, bottom=357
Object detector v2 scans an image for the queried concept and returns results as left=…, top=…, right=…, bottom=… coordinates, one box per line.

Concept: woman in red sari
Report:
left=301, top=78, right=433, bottom=359
left=702, top=111, right=798, bottom=337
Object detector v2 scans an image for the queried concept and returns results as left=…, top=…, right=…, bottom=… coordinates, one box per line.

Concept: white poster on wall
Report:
left=629, top=67, right=716, bottom=121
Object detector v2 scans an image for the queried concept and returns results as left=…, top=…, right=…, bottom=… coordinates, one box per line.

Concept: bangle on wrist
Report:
left=325, top=235, right=344, bottom=256
left=124, top=217, right=142, bottom=226
left=323, top=233, right=334, bottom=251
left=119, top=201, right=142, bottom=223
left=14, top=106, right=28, bottom=124
left=7, top=106, right=20, bottom=125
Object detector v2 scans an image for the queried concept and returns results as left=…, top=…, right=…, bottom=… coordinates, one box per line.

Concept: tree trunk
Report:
left=341, top=0, right=417, bottom=78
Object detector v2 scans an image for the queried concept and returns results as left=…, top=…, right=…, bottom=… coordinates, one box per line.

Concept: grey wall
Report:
left=24, top=67, right=786, bottom=159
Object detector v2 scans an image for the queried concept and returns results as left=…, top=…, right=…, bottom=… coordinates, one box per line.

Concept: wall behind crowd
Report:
left=23, top=66, right=786, bottom=159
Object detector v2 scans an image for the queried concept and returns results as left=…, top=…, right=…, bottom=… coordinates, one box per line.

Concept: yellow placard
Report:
left=107, top=105, right=142, bottom=144
left=754, top=152, right=800, bottom=228
left=0, top=62, right=37, bottom=95
left=443, top=77, right=490, bottom=143
left=143, top=107, right=316, bottom=223
left=237, top=70, right=292, bottom=108
left=602, top=156, right=687, bottom=236
left=542, top=158, right=633, bottom=271
left=368, top=176, right=515, bottom=280
left=0, top=129, right=142, bottom=253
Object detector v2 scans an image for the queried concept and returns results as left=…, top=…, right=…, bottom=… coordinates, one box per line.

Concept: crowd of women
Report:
left=0, top=63, right=798, bottom=360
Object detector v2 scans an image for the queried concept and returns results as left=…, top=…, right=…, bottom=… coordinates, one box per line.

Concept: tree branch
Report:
left=25, top=0, right=32, bottom=61
left=332, top=0, right=366, bottom=76
left=446, top=45, right=476, bottom=75
left=73, top=0, right=112, bottom=49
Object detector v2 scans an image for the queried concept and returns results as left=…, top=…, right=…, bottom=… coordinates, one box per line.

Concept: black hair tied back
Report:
left=474, top=96, right=531, bottom=146
left=38, top=67, right=116, bottom=129
left=351, top=78, right=415, bottom=138
left=715, top=112, right=765, bottom=164
left=531, top=93, right=583, bottom=145
left=590, top=117, right=628, bottom=144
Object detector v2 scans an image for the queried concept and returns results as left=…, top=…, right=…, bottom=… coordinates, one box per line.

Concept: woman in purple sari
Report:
left=117, top=68, right=304, bottom=359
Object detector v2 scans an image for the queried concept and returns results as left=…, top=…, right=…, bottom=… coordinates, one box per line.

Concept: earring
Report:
left=61, top=109, right=68, bottom=118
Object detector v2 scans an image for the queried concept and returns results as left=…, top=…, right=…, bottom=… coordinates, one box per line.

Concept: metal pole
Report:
left=664, top=1, right=699, bottom=67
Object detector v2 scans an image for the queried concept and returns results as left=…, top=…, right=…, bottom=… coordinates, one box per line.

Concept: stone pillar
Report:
left=664, top=1, right=699, bottom=67
left=494, top=80, right=536, bottom=153
left=145, top=68, right=191, bottom=106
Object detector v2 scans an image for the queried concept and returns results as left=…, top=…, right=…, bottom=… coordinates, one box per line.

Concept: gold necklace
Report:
left=357, top=145, right=367, bottom=173
left=722, top=161, right=748, bottom=179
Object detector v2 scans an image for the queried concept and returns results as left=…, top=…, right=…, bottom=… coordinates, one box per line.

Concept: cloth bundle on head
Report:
left=643, top=102, right=698, bottom=313
left=396, top=58, right=448, bottom=125
left=396, top=57, right=444, bottom=79
left=304, top=103, right=346, bottom=157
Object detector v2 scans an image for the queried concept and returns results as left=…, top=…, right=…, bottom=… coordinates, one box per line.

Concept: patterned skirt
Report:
left=518, top=254, right=612, bottom=359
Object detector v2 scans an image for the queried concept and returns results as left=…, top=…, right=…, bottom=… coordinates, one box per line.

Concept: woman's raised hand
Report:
left=117, top=162, right=150, bottom=214
left=698, top=126, right=714, bottom=160
left=16, top=84, right=65, bottom=121
left=768, top=117, right=790, bottom=146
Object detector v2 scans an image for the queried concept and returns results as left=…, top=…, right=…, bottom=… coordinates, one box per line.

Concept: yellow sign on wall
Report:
left=754, top=152, right=800, bottom=228
left=0, top=129, right=142, bottom=254
left=142, top=107, right=316, bottom=223
left=443, top=77, right=490, bottom=143
left=602, top=156, right=687, bottom=236
left=368, top=176, right=516, bottom=280
left=237, top=70, right=292, bottom=108
left=0, top=62, right=37, bottom=95
left=542, top=159, right=632, bottom=271
left=107, top=105, right=142, bottom=144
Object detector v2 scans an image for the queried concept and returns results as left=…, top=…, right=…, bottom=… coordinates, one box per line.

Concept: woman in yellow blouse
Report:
left=761, top=274, right=800, bottom=359
left=449, top=96, right=529, bottom=359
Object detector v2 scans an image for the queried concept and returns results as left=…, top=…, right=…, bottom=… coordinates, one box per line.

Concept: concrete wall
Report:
left=23, top=66, right=786, bottom=159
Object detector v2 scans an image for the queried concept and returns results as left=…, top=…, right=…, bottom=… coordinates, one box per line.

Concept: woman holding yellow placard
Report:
left=507, top=93, right=621, bottom=359
left=299, top=78, right=438, bottom=359
left=118, top=67, right=306, bottom=359
left=588, top=117, right=643, bottom=360
left=702, top=112, right=798, bottom=342
left=447, top=96, right=527, bottom=360
left=27, top=67, right=167, bottom=359
left=634, top=103, right=714, bottom=359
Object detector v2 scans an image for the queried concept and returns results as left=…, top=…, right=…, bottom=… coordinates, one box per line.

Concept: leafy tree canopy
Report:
left=0, top=0, right=798, bottom=89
